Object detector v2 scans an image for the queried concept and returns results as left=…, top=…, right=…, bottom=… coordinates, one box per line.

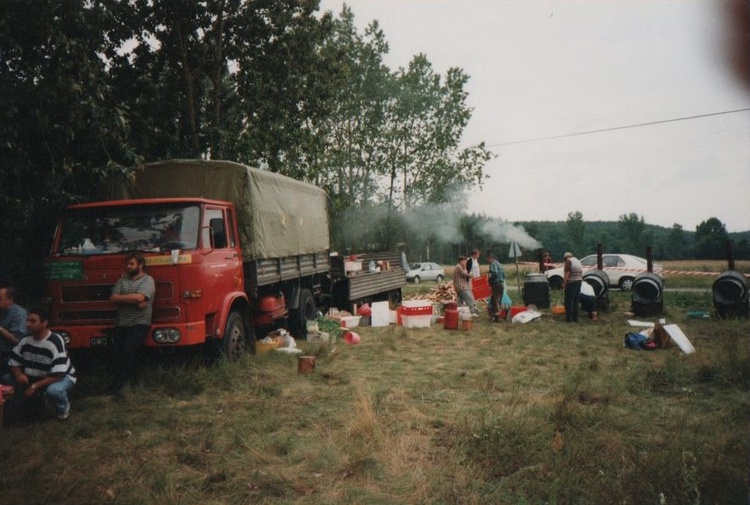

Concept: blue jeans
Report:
left=580, top=294, right=597, bottom=316
left=457, top=289, right=478, bottom=313
left=1, top=373, right=75, bottom=418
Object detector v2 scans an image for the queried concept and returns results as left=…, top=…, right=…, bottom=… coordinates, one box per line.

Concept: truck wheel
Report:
left=223, top=310, right=248, bottom=360
left=290, top=289, right=316, bottom=340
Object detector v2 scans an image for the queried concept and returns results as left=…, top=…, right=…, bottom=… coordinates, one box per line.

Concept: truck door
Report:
left=201, top=207, right=243, bottom=318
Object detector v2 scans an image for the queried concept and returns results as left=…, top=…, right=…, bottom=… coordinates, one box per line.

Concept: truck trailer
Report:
left=44, top=159, right=404, bottom=357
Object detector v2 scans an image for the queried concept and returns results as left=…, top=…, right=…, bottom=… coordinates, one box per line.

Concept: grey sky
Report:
left=319, top=0, right=750, bottom=232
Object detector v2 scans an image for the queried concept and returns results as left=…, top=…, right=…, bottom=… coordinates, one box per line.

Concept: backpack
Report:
left=624, top=332, right=655, bottom=351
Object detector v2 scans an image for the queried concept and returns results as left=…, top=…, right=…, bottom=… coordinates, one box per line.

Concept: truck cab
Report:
left=45, top=198, right=247, bottom=352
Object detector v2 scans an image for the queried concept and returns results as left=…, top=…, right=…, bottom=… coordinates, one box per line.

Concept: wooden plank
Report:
left=663, top=324, right=696, bottom=354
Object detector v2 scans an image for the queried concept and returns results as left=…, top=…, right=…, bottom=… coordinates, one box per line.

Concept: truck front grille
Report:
left=59, top=309, right=117, bottom=322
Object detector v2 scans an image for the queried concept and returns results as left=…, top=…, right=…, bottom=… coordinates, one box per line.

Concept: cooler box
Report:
left=472, top=275, right=491, bottom=300
left=400, top=300, right=433, bottom=328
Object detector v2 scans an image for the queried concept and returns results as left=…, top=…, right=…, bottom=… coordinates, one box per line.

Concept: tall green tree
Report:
left=110, top=0, right=332, bottom=172
left=665, top=223, right=687, bottom=260
left=618, top=212, right=649, bottom=254
left=311, top=7, right=391, bottom=209
left=694, top=217, right=729, bottom=259
left=0, top=0, right=135, bottom=293
left=385, top=55, right=493, bottom=211
left=227, top=0, right=334, bottom=175
left=566, top=211, right=585, bottom=254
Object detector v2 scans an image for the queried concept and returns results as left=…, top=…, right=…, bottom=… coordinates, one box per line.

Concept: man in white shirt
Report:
left=467, top=249, right=481, bottom=278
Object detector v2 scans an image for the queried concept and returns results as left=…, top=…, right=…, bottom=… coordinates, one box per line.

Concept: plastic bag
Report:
left=501, top=290, right=512, bottom=310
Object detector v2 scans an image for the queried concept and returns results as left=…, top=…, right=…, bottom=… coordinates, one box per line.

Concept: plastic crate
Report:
left=402, top=314, right=432, bottom=328
left=471, top=275, right=491, bottom=300
left=401, top=300, right=433, bottom=316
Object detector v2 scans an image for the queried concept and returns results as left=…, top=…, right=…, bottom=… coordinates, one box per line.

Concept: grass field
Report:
left=0, top=265, right=748, bottom=504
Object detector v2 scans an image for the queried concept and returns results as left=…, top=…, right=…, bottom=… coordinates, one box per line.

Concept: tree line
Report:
left=380, top=211, right=748, bottom=267
left=0, top=1, right=744, bottom=302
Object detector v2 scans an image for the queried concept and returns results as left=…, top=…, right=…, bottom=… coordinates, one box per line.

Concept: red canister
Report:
left=444, top=308, right=459, bottom=330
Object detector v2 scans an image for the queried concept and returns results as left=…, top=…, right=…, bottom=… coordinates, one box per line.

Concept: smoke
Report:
left=479, top=220, right=542, bottom=251
left=403, top=203, right=465, bottom=244
left=330, top=196, right=543, bottom=254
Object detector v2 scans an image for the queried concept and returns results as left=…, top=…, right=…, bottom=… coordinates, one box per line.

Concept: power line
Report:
left=486, top=107, right=750, bottom=148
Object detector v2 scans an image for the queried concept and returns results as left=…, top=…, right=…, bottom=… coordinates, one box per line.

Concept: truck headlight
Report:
left=153, top=328, right=181, bottom=344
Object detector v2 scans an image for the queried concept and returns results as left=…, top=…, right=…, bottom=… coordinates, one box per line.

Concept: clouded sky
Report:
left=319, top=0, right=750, bottom=232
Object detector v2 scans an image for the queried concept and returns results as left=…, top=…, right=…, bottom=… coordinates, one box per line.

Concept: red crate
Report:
left=472, top=275, right=491, bottom=300
left=401, top=301, right=433, bottom=316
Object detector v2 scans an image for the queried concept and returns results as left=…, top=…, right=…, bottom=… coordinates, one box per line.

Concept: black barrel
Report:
left=631, top=272, right=664, bottom=317
left=522, top=273, right=550, bottom=308
left=713, top=270, right=749, bottom=319
left=583, top=269, right=610, bottom=311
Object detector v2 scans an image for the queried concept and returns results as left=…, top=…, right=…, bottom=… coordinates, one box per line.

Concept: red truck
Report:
left=44, top=160, right=404, bottom=357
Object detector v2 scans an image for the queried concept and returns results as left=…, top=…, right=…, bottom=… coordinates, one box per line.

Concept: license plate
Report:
left=90, top=336, right=112, bottom=347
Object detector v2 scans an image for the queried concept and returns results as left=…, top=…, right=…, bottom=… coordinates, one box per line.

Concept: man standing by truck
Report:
left=107, top=252, right=155, bottom=394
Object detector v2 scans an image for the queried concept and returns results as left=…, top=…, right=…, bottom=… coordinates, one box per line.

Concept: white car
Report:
left=405, top=262, right=445, bottom=284
left=545, top=254, right=663, bottom=291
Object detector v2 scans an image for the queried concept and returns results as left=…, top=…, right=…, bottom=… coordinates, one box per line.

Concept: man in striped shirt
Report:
left=107, top=251, right=155, bottom=395
left=3, top=306, right=76, bottom=421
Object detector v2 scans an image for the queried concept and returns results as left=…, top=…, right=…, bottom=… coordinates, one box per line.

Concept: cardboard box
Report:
left=370, top=301, right=390, bottom=327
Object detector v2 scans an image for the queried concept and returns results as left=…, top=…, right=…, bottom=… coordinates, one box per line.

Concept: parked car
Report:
left=545, top=254, right=663, bottom=291
left=406, top=262, right=445, bottom=284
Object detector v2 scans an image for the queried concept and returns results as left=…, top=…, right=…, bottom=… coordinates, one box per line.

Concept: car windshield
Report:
left=409, top=263, right=422, bottom=270
left=53, top=203, right=201, bottom=256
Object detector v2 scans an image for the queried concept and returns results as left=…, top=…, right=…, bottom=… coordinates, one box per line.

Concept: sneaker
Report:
left=57, top=404, right=71, bottom=421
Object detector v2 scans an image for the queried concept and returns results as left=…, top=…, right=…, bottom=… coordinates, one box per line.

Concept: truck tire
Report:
left=290, top=289, right=316, bottom=340
left=223, top=310, right=248, bottom=360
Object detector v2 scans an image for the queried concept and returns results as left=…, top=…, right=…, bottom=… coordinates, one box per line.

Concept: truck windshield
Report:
left=53, top=204, right=201, bottom=256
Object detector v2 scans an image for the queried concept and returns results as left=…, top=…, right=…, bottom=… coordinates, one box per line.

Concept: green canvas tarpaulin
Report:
left=109, top=159, right=330, bottom=261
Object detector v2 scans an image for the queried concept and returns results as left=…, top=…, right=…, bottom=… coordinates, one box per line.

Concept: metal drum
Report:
left=522, top=273, right=550, bottom=308
left=583, top=269, right=610, bottom=311
left=631, top=272, right=664, bottom=317
left=713, top=270, right=749, bottom=319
